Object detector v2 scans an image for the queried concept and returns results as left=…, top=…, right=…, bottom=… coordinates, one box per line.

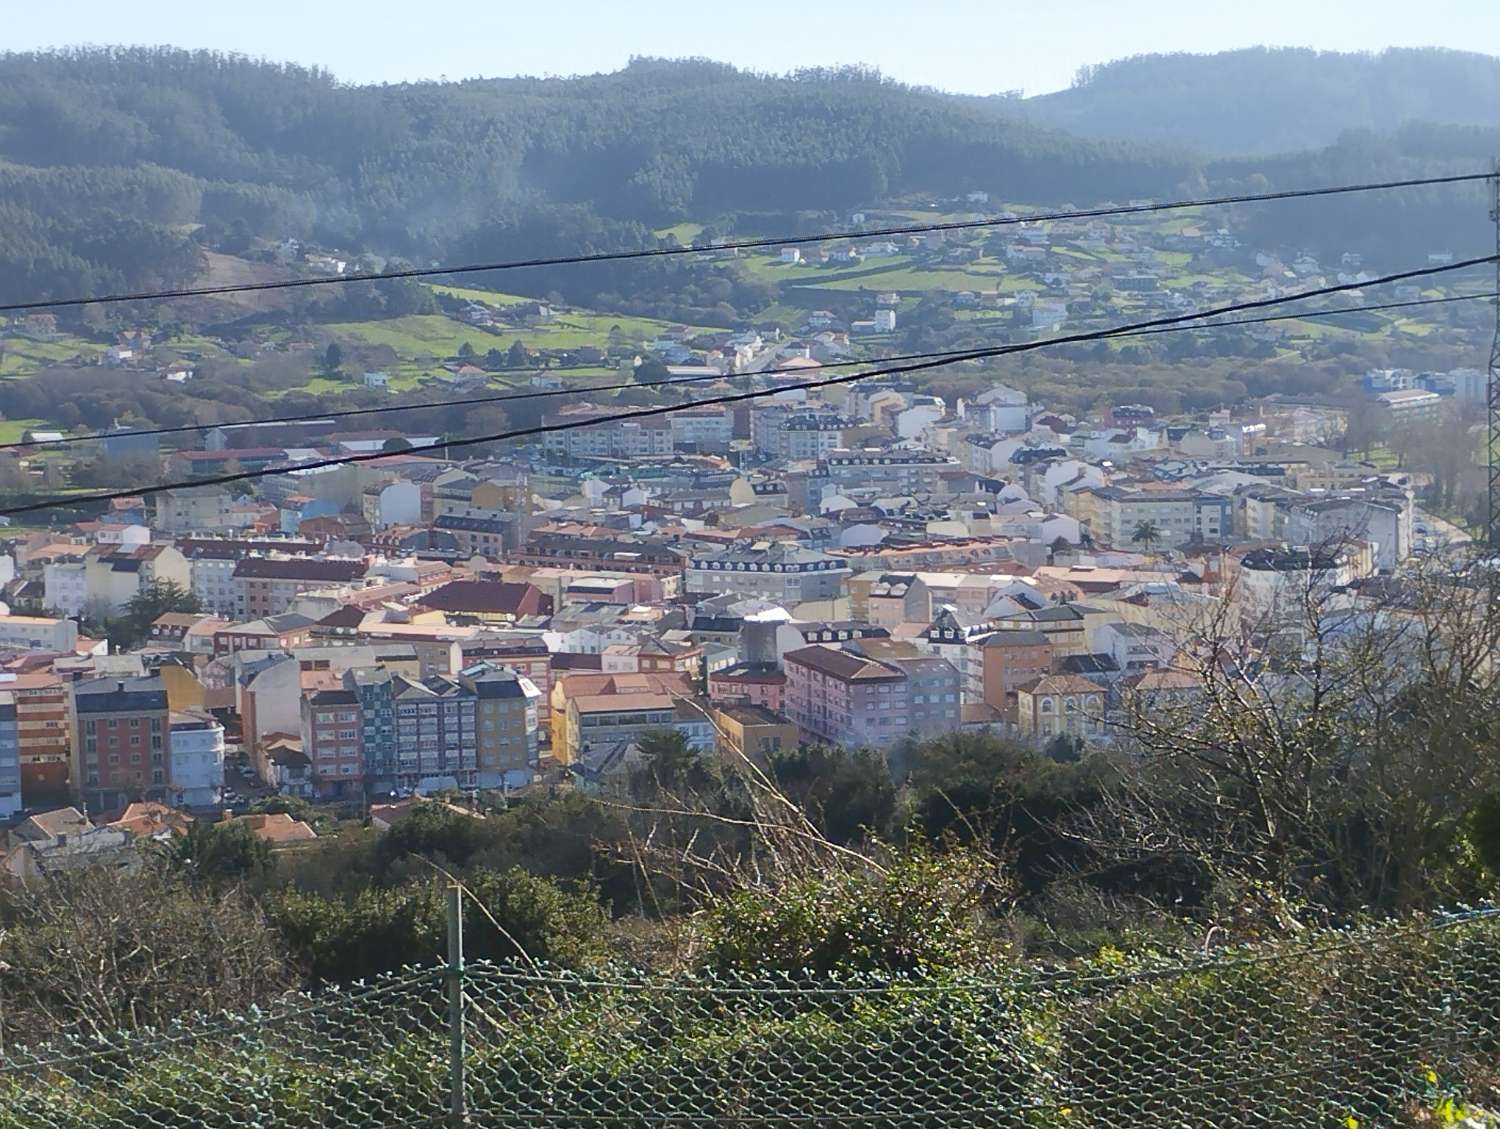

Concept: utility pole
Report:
left=446, top=884, right=467, bottom=1127
left=1489, top=159, right=1500, bottom=553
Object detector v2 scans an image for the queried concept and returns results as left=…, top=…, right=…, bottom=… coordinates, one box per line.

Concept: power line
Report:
left=0, top=172, right=1491, bottom=316
left=8, top=289, right=1494, bottom=455
left=3, top=252, right=1489, bottom=518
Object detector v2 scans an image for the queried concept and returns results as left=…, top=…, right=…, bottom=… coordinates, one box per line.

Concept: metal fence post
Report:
left=447, top=883, right=467, bottom=1127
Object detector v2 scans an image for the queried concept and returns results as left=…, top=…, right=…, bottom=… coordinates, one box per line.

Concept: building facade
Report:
left=72, top=676, right=171, bottom=811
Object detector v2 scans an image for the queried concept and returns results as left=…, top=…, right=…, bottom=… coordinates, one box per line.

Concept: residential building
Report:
left=71, top=676, right=171, bottom=812
left=391, top=673, right=479, bottom=790
left=214, top=613, right=318, bottom=655
left=714, top=703, right=797, bottom=763
left=300, top=687, right=364, bottom=798
left=167, top=710, right=225, bottom=807
left=981, top=631, right=1056, bottom=724
left=414, top=580, right=554, bottom=623
left=541, top=406, right=673, bottom=458
left=1014, top=674, right=1108, bottom=742
left=0, top=614, right=78, bottom=653
left=8, top=672, right=71, bottom=806
left=154, top=487, right=234, bottom=534
left=233, top=557, right=368, bottom=619
left=685, top=541, right=851, bottom=604
left=855, top=573, right=930, bottom=629
left=0, top=692, right=21, bottom=817
left=1095, top=622, right=1176, bottom=674
left=458, top=663, right=541, bottom=789
left=782, top=643, right=960, bottom=750
left=80, top=544, right=191, bottom=618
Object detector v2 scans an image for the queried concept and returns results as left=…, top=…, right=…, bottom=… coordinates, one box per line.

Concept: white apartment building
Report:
left=168, top=710, right=225, bottom=807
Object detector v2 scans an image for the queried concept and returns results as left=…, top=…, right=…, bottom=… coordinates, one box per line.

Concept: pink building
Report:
left=708, top=664, right=787, bottom=712
left=299, top=687, right=363, bottom=798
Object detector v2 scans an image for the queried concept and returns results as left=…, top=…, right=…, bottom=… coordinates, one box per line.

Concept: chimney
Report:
left=116, top=680, right=127, bottom=693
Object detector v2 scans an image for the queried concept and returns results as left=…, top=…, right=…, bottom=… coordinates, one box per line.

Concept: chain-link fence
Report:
left=3, top=904, right=1498, bottom=1128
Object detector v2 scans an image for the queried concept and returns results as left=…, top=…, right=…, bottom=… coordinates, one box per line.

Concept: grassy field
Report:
left=0, top=419, right=49, bottom=443
left=654, top=223, right=705, bottom=244
left=428, top=284, right=532, bottom=306
left=0, top=336, right=102, bottom=377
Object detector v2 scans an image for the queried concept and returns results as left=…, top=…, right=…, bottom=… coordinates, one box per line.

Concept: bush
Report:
left=700, top=844, right=1012, bottom=976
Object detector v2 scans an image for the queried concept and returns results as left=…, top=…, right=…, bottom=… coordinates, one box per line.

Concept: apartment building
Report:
left=685, top=541, right=851, bottom=604
left=232, top=556, right=368, bottom=618
left=782, top=644, right=960, bottom=750
left=179, top=537, right=322, bottom=615
left=0, top=692, right=21, bottom=817
left=301, top=687, right=364, bottom=798
left=980, top=630, right=1055, bottom=724
left=458, top=663, right=541, bottom=789
left=713, top=703, right=797, bottom=763
left=1080, top=487, right=1231, bottom=548
left=391, top=674, right=479, bottom=790
left=71, top=676, right=171, bottom=811
left=167, top=710, right=225, bottom=807
left=0, top=614, right=77, bottom=652
left=7, top=672, right=71, bottom=806
left=541, top=406, right=673, bottom=458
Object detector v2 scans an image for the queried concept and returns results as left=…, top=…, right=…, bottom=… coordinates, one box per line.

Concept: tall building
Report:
left=301, top=687, right=364, bottom=799
left=167, top=710, right=225, bottom=807
left=782, top=644, right=960, bottom=750
left=392, top=674, right=478, bottom=791
left=346, top=667, right=396, bottom=792
left=0, top=692, right=22, bottom=818
left=459, top=663, right=541, bottom=789
left=71, top=676, right=171, bottom=812
left=7, top=672, right=72, bottom=806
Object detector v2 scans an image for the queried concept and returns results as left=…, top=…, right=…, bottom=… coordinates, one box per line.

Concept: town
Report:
left=0, top=319, right=1475, bottom=870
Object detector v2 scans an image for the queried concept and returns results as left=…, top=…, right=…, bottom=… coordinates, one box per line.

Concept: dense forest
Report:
left=0, top=49, right=1190, bottom=306
left=0, top=47, right=1495, bottom=308
left=1009, top=46, right=1500, bottom=155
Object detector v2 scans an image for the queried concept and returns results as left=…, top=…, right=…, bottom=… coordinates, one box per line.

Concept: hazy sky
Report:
left=8, top=0, right=1500, bottom=95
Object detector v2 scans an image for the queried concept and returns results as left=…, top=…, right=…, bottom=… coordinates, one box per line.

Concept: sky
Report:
left=7, top=0, right=1500, bottom=95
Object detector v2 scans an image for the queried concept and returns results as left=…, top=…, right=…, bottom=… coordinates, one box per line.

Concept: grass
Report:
left=0, top=335, right=102, bottom=376
left=0, top=419, right=48, bottom=443
left=654, top=223, right=704, bottom=244
left=428, top=284, right=532, bottom=306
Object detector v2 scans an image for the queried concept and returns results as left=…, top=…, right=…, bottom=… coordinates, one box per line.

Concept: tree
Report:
left=172, top=819, right=274, bottom=886
left=110, top=580, right=202, bottom=650
left=1086, top=553, right=1500, bottom=924
left=0, top=863, right=291, bottom=1043
left=381, top=436, right=413, bottom=452
left=322, top=342, right=343, bottom=373
left=457, top=341, right=476, bottom=360
left=1130, top=520, right=1162, bottom=553
left=506, top=340, right=531, bottom=368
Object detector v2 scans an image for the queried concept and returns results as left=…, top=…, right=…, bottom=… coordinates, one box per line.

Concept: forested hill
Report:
left=0, top=47, right=1493, bottom=310
left=1006, top=47, right=1500, bottom=156
left=0, top=49, right=1194, bottom=305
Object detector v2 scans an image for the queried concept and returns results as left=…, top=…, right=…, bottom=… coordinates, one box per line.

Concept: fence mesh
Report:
left=2, top=910, right=1498, bottom=1128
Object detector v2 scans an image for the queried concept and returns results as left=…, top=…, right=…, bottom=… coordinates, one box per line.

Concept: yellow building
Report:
left=713, top=703, right=797, bottom=764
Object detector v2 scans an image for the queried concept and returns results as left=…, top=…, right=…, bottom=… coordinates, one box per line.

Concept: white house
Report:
left=974, top=385, right=1031, bottom=433
left=779, top=248, right=803, bottom=264
left=363, top=371, right=391, bottom=389
left=168, top=710, right=225, bottom=807
left=373, top=480, right=422, bottom=528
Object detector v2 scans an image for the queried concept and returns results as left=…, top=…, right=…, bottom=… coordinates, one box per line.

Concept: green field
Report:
left=654, top=223, right=705, bottom=244
left=0, top=418, right=49, bottom=443
left=0, top=336, right=102, bottom=376
left=429, top=284, right=532, bottom=306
